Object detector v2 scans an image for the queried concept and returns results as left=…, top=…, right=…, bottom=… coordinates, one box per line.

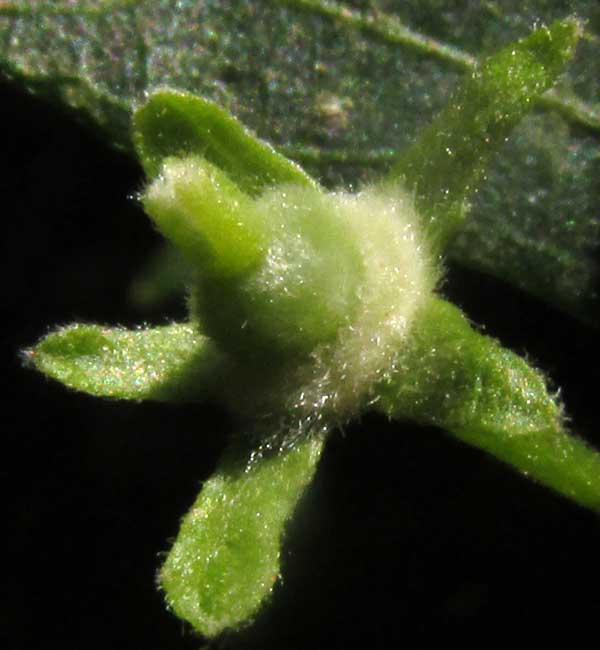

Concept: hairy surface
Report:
left=144, top=161, right=438, bottom=438
left=258, top=184, right=439, bottom=434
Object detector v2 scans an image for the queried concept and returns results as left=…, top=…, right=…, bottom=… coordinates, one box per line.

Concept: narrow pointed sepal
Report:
left=160, top=433, right=325, bottom=637
left=25, top=323, right=225, bottom=402
left=379, top=298, right=561, bottom=435
left=387, top=18, right=581, bottom=250
left=377, top=298, right=600, bottom=510
left=133, top=89, right=317, bottom=194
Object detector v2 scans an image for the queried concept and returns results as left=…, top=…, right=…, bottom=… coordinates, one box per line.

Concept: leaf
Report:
left=1, top=1, right=598, bottom=322
left=160, top=433, right=325, bottom=637
left=26, top=322, right=226, bottom=402
left=378, top=298, right=600, bottom=510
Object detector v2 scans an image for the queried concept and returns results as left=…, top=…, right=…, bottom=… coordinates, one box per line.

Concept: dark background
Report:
left=3, top=79, right=600, bottom=650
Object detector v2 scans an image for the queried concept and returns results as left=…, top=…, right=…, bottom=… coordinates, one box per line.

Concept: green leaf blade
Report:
left=160, top=434, right=325, bottom=637
left=378, top=298, right=600, bottom=509
left=133, top=89, right=317, bottom=193
left=26, top=322, right=224, bottom=402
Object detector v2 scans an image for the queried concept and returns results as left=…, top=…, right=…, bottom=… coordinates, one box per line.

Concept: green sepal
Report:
left=142, top=156, right=267, bottom=278
left=133, top=89, right=317, bottom=194
left=160, top=433, right=325, bottom=637
left=25, top=322, right=225, bottom=402
left=387, top=18, right=581, bottom=250
left=452, top=421, right=600, bottom=511
left=377, top=297, right=600, bottom=509
left=378, top=297, right=561, bottom=433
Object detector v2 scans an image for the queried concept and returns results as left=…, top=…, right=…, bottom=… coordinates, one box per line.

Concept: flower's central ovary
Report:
left=277, top=185, right=437, bottom=431
left=143, top=158, right=436, bottom=431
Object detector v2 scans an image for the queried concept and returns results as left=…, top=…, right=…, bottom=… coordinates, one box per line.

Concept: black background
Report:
left=3, top=79, right=600, bottom=649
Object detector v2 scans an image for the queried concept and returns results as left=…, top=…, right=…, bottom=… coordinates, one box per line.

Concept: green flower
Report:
left=27, top=17, right=600, bottom=639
